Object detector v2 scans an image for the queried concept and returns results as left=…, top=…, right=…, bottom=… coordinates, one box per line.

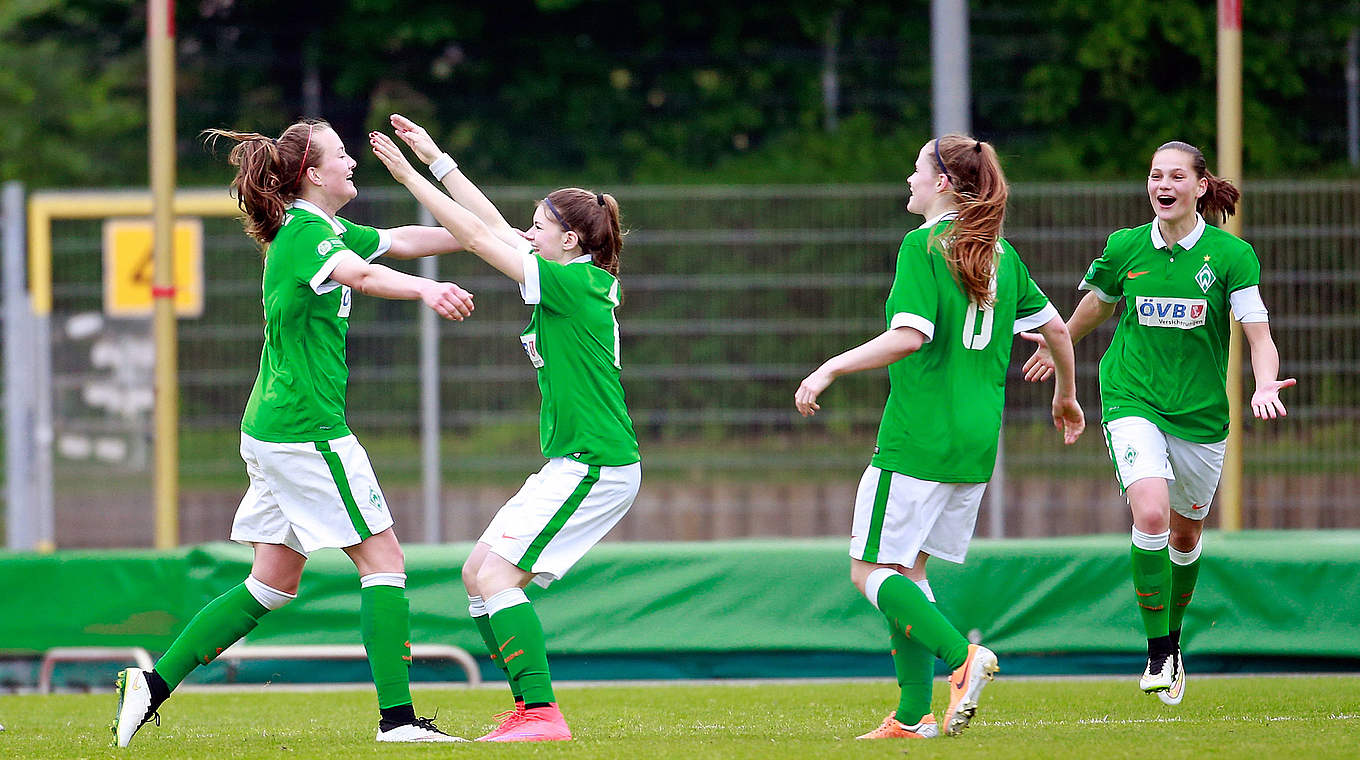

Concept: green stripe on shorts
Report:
left=863, top=468, right=893, bottom=563
left=1101, top=424, right=1127, bottom=494
left=519, top=464, right=601, bottom=570
left=316, top=439, right=372, bottom=542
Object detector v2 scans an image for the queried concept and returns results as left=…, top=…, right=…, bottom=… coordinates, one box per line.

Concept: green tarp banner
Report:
left=2, top=532, right=1356, bottom=660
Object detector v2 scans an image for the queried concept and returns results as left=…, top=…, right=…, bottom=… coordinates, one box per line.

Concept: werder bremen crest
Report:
left=1195, top=262, right=1216, bottom=293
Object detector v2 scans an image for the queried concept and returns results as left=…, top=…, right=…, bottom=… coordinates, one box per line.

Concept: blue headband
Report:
left=933, top=139, right=952, bottom=185
left=542, top=197, right=572, bottom=231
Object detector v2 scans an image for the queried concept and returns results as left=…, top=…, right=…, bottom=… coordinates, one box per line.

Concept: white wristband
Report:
left=428, top=153, right=457, bottom=181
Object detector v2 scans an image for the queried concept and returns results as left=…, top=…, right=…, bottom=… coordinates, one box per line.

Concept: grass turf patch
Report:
left=1, top=676, right=1357, bottom=759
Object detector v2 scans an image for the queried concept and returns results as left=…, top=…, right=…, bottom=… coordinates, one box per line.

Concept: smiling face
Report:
left=299, top=126, right=358, bottom=213
left=526, top=203, right=578, bottom=262
left=1147, top=149, right=1207, bottom=228
left=906, top=141, right=947, bottom=217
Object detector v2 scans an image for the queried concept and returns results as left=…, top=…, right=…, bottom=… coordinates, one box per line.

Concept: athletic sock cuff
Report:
left=914, top=578, right=936, bottom=603
left=864, top=568, right=899, bottom=610
left=1131, top=527, right=1170, bottom=552
left=359, top=572, right=407, bottom=589
left=243, top=575, right=297, bottom=610
left=468, top=594, right=487, bottom=617
left=485, top=587, right=530, bottom=616
left=1169, top=540, right=1202, bottom=565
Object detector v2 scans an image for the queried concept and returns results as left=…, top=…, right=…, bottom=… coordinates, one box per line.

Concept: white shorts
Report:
left=480, top=457, right=641, bottom=588
left=1103, top=416, right=1226, bottom=520
left=849, top=465, right=987, bottom=566
left=231, top=433, right=394, bottom=556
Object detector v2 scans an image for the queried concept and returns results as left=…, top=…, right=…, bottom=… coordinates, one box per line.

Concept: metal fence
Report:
left=11, top=181, right=1360, bottom=546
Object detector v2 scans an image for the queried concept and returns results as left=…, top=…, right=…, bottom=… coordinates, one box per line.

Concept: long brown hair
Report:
left=1153, top=140, right=1240, bottom=223
left=201, top=119, right=329, bottom=247
left=543, top=188, right=625, bottom=276
left=932, top=135, right=1008, bottom=307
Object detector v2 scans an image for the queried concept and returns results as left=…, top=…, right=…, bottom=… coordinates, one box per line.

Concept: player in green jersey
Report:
left=1023, top=141, right=1294, bottom=706
left=371, top=116, right=640, bottom=743
left=112, top=119, right=476, bottom=747
left=796, top=136, right=1085, bottom=740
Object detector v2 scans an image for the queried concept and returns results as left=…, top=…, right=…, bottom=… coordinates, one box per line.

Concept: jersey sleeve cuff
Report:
left=889, top=312, right=935, bottom=342
left=310, top=254, right=346, bottom=295
left=1078, top=280, right=1119, bottom=303
left=519, top=242, right=541, bottom=305
left=1229, top=285, right=1269, bottom=322
left=1013, top=302, right=1059, bottom=333
left=369, top=229, right=392, bottom=262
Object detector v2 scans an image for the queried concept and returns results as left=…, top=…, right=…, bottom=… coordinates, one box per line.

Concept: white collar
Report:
left=289, top=199, right=345, bottom=235
left=917, top=210, right=959, bottom=230
left=565, top=253, right=593, bottom=264
left=1150, top=213, right=1206, bottom=251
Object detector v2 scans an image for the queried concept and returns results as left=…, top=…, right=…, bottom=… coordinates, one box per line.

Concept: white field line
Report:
left=982, top=713, right=1360, bottom=727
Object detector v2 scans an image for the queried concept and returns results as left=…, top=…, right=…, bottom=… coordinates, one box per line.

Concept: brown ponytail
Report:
left=932, top=135, right=1008, bottom=307
left=201, top=119, right=329, bottom=247
left=1154, top=140, right=1240, bottom=223
left=542, top=188, right=625, bottom=276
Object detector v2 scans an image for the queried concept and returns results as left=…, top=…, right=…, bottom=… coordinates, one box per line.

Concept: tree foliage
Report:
left=0, top=0, right=1355, bottom=189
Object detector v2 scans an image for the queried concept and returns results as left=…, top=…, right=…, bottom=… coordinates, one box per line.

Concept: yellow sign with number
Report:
left=102, top=218, right=204, bottom=317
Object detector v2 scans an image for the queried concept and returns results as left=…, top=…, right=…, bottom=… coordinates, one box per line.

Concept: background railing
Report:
left=22, top=181, right=1360, bottom=546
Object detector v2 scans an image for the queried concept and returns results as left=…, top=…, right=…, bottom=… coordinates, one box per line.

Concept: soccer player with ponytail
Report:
left=796, top=136, right=1084, bottom=740
left=112, top=119, right=475, bottom=746
left=371, top=115, right=639, bottom=743
left=1023, top=140, right=1294, bottom=705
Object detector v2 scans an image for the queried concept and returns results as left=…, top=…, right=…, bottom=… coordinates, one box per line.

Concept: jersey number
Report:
left=961, top=301, right=994, bottom=350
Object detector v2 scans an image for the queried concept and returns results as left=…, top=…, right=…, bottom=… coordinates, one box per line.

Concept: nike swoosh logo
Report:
left=498, top=636, right=517, bottom=652
left=1135, top=590, right=1158, bottom=597
left=951, top=666, right=968, bottom=690
left=1127, top=270, right=1151, bottom=279
left=502, top=533, right=519, bottom=540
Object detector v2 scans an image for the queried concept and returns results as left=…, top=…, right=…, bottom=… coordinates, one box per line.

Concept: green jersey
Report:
left=1081, top=214, right=1262, bottom=443
left=520, top=252, right=639, bottom=466
left=871, top=214, right=1057, bottom=483
left=241, top=200, right=389, bottom=442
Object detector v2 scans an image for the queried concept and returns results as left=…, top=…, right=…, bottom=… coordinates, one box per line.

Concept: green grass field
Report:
left=2, top=676, right=1358, bottom=759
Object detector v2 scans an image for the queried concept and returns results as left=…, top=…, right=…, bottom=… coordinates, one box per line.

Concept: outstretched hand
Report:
left=1251, top=377, right=1296, bottom=420
left=389, top=114, right=442, bottom=165
left=794, top=369, right=833, bottom=417
left=1019, top=331, right=1055, bottom=383
left=423, top=281, right=475, bottom=321
left=369, top=131, right=419, bottom=184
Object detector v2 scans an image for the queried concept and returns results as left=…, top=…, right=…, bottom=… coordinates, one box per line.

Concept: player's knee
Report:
left=244, top=574, right=297, bottom=610
left=461, top=560, right=481, bottom=594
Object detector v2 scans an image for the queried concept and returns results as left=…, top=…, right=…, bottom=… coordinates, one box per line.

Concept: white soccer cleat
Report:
left=376, top=716, right=468, bottom=742
left=943, top=644, right=999, bottom=736
left=111, top=667, right=159, bottom=747
left=1157, top=649, right=1185, bottom=705
left=1140, top=651, right=1175, bottom=693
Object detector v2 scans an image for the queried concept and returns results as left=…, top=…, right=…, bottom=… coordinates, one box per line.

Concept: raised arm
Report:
left=794, top=326, right=926, bottom=417
left=328, top=251, right=474, bottom=320
left=388, top=114, right=522, bottom=249
left=1021, top=291, right=1117, bottom=382
left=382, top=225, right=464, bottom=260
left=369, top=131, right=529, bottom=284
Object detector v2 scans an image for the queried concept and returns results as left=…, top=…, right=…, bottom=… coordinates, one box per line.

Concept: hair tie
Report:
left=973, top=140, right=983, bottom=153
left=933, top=139, right=953, bottom=185
left=595, top=193, right=606, bottom=207
left=294, top=123, right=315, bottom=188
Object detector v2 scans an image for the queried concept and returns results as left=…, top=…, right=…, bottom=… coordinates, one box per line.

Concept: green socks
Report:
left=889, top=624, right=935, bottom=724
left=487, top=588, right=554, bottom=705
left=153, top=582, right=270, bottom=690
left=1169, top=539, right=1203, bottom=639
left=869, top=570, right=970, bottom=671
left=1131, top=528, right=1171, bottom=640
left=360, top=576, right=414, bottom=710
left=470, top=595, right=523, bottom=701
